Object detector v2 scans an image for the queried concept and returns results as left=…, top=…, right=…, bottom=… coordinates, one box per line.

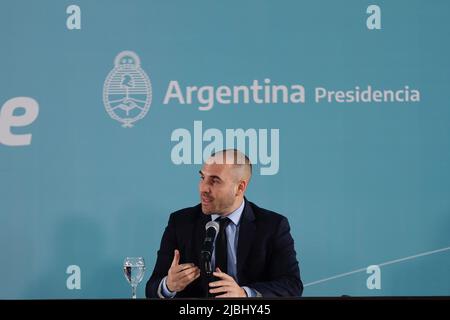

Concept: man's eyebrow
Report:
left=199, top=171, right=223, bottom=181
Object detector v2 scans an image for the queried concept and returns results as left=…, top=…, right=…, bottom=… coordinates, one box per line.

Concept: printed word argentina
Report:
left=163, top=79, right=305, bottom=111
left=171, top=121, right=279, bottom=176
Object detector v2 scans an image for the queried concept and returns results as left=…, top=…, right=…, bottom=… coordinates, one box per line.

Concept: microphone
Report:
left=201, top=221, right=219, bottom=276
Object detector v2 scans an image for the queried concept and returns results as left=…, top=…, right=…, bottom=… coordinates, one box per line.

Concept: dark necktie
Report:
left=215, top=217, right=231, bottom=274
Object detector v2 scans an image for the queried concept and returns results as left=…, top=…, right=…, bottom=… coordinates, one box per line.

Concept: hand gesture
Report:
left=166, top=249, right=200, bottom=293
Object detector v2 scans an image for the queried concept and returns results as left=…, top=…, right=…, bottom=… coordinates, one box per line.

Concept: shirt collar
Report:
left=211, top=199, right=245, bottom=226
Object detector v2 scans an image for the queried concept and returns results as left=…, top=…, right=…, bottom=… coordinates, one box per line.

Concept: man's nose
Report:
left=199, top=179, right=210, bottom=194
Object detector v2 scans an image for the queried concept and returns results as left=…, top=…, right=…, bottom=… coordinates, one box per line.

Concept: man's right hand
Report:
left=166, top=249, right=200, bottom=293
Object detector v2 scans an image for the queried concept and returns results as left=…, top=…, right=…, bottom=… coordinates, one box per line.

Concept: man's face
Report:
left=199, top=163, right=239, bottom=215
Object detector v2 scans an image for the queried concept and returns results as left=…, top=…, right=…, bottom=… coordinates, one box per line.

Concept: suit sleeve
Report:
left=145, top=213, right=178, bottom=298
left=248, top=217, right=303, bottom=297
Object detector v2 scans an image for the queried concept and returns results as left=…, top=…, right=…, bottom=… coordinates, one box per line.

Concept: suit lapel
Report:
left=237, top=200, right=256, bottom=277
left=194, top=208, right=211, bottom=264
left=193, top=207, right=211, bottom=297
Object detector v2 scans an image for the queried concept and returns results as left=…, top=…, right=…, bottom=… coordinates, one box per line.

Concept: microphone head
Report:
left=202, top=221, right=219, bottom=265
left=205, top=220, right=219, bottom=234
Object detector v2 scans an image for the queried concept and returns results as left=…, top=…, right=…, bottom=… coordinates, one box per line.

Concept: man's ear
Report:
left=236, top=180, right=247, bottom=196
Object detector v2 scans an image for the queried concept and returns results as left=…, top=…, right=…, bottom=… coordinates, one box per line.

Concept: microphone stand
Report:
left=201, top=251, right=214, bottom=298
left=201, top=220, right=219, bottom=298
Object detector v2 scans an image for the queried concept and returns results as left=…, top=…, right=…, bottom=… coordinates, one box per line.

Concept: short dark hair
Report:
left=210, top=149, right=252, bottom=176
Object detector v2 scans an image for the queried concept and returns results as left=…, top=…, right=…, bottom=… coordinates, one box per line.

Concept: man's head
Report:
left=199, top=149, right=252, bottom=216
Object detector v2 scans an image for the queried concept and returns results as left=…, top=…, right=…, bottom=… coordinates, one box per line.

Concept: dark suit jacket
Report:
left=145, top=199, right=303, bottom=298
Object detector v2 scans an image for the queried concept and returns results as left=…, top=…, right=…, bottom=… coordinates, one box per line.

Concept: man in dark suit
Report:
left=146, top=149, right=302, bottom=298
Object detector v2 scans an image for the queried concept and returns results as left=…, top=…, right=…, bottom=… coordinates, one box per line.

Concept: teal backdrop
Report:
left=1, top=0, right=449, bottom=298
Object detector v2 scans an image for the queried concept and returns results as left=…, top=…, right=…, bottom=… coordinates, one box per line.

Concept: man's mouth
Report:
left=201, top=196, right=213, bottom=203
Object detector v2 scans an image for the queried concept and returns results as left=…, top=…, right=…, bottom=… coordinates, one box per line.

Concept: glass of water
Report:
left=123, top=257, right=146, bottom=299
